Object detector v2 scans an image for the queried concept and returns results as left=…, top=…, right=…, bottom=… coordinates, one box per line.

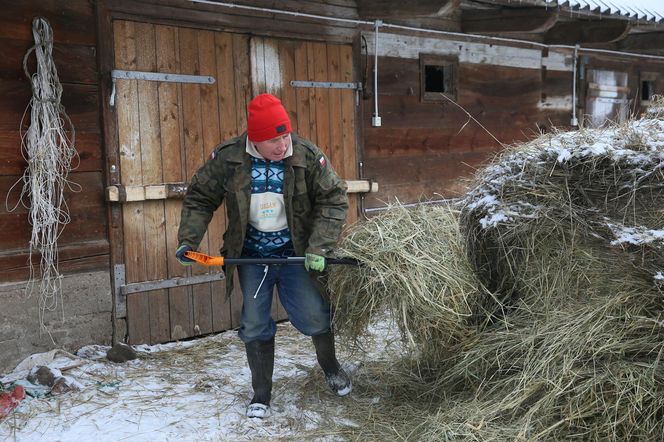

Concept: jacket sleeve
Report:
left=305, top=152, right=349, bottom=256
left=177, top=158, right=226, bottom=249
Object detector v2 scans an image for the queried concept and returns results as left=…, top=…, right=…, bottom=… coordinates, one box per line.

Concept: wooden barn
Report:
left=1, top=0, right=663, bottom=372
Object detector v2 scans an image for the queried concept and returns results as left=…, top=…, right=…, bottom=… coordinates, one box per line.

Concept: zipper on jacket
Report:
left=265, top=160, right=270, bottom=190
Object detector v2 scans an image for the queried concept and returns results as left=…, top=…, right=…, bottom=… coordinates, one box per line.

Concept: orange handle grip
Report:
left=184, top=251, right=225, bottom=266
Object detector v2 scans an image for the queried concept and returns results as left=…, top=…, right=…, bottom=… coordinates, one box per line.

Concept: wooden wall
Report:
left=361, top=35, right=572, bottom=207
left=579, top=53, right=664, bottom=118
left=0, top=0, right=108, bottom=283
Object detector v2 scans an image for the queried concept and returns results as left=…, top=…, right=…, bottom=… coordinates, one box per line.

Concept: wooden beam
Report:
left=461, top=7, right=559, bottom=34
left=106, top=180, right=378, bottom=202
left=617, top=32, right=664, bottom=53
left=357, top=0, right=460, bottom=19
left=544, top=18, right=631, bottom=45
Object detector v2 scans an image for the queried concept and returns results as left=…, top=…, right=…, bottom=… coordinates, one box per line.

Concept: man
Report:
left=175, top=93, right=351, bottom=418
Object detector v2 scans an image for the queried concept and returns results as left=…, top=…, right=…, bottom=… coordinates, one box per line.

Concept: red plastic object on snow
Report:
left=0, top=385, right=26, bottom=418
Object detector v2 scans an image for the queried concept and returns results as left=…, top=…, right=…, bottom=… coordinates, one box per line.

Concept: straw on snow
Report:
left=324, top=102, right=664, bottom=441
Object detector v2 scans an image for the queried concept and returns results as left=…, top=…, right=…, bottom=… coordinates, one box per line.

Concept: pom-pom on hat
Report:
left=247, top=93, right=292, bottom=142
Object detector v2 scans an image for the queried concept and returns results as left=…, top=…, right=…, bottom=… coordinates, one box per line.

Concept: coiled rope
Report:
left=6, top=17, right=79, bottom=338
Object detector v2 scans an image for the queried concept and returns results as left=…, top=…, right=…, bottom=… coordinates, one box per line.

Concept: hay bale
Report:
left=461, top=117, right=664, bottom=301
left=448, top=113, right=664, bottom=439
left=328, top=203, right=489, bottom=364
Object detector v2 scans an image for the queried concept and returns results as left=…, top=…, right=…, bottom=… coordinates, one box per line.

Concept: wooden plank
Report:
left=339, top=43, right=359, bottom=224
left=154, top=24, right=192, bottom=343
left=100, top=0, right=356, bottom=44
left=232, top=34, right=251, bottom=132
left=618, top=32, right=664, bottom=53
left=134, top=21, right=170, bottom=344
left=0, top=79, right=100, bottom=133
left=215, top=32, right=239, bottom=142
left=0, top=131, right=102, bottom=176
left=0, top=0, right=96, bottom=45
left=306, top=42, right=319, bottom=145
left=179, top=26, right=206, bottom=341
left=544, top=19, right=631, bottom=45
left=357, top=0, right=459, bottom=19
left=250, top=37, right=264, bottom=96
left=278, top=40, right=299, bottom=134
left=212, top=32, right=243, bottom=330
left=309, top=43, right=335, bottom=154
left=1, top=171, right=107, bottom=251
left=327, top=43, right=345, bottom=178
left=197, top=28, right=223, bottom=334
left=0, top=38, right=97, bottom=84
left=363, top=151, right=493, bottom=205
left=114, top=20, right=150, bottom=345
left=230, top=33, right=251, bottom=329
left=461, top=7, right=558, bottom=34
left=0, top=240, right=109, bottom=283
left=346, top=180, right=378, bottom=193
left=293, top=41, right=312, bottom=140
left=154, top=26, right=189, bottom=314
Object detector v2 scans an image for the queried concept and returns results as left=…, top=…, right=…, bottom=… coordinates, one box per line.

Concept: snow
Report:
left=464, top=117, right=664, bottom=231
left=607, top=223, right=664, bottom=246
left=0, top=320, right=402, bottom=441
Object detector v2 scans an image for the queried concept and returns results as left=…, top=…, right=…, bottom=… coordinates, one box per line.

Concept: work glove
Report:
left=304, top=253, right=326, bottom=272
left=176, top=244, right=195, bottom=266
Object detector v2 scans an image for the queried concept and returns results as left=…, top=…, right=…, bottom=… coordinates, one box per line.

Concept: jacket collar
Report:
left=226, top=132, right=307, bottom=168
left=245, top=134, right=293, bottom=160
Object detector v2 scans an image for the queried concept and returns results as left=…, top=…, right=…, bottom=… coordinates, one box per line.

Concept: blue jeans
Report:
left=237, top=262, right=332, bottom=342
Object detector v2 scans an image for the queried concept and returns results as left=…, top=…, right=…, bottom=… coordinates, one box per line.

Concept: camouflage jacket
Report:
left=177, top=132, right=348, bottom=293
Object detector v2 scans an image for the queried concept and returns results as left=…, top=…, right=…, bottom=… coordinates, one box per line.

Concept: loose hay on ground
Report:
left=325, top=107, right=664, bottom=441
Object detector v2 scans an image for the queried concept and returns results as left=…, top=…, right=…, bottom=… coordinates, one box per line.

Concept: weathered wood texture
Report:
left=0, top=0, right=107, bottom=283
left=362, top=55, right=571, bottom=207
left=102, top=0, right=359, bottom=44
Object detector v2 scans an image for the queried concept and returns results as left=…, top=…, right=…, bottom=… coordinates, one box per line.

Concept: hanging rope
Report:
left=6, top=17, right=79, bottom=338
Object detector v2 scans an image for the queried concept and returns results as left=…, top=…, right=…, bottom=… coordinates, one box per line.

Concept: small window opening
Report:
left=420, top=54, right=457, bottom=102
left=425, top=65, right=447, bottom=93
left=641, top=80, right=655, bottom=101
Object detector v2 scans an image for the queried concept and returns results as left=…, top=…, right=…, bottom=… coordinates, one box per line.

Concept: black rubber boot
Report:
left=245, top=337, right=275, bottom=417
left=312, top=331, right=352, bottom=396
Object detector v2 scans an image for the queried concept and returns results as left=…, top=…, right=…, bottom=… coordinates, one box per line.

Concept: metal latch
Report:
left=110, top=69, right=216, bottom=107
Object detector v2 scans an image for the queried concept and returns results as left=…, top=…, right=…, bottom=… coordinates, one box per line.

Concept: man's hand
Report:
left=304, top=253, right=326, bottom=272
left=176, top=244, right=195, bottom=266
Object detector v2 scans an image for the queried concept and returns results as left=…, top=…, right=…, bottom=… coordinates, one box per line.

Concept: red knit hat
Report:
left=247, top=94, right=292, bottom=142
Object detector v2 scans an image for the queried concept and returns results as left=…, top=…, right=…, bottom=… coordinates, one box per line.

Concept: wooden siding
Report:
left=362, top=49, right=572, bottom=206
left=0, top=0, right=108, bottom=283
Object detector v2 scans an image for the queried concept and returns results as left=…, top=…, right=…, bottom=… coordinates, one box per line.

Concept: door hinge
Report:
left=109, top=69, right=216, bottom=107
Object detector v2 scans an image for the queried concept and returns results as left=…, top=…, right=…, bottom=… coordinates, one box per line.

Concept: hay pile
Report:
left=329, top=203, right=490, bottom=366
left=328, top=106, right=664, bottom=440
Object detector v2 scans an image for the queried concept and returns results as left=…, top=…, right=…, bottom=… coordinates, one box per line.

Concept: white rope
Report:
left=6, top=17, right=79, bottom=339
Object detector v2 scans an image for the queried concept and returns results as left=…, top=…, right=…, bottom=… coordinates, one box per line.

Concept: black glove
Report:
left=176, top=244, right=195, bottom=266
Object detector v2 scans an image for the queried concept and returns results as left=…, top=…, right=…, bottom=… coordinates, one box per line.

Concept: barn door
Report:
left=584, top=69, right=630, bottom=128
left=110, top=21, right=358, bottom=345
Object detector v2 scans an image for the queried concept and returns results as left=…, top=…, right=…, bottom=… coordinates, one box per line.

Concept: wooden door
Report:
left=584, top=69, right=630, bottom=128
left=111, top=21, right=358, bottom=345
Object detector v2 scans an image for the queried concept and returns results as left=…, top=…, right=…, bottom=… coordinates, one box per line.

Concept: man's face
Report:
left=253, top=133, right=291, bottom=161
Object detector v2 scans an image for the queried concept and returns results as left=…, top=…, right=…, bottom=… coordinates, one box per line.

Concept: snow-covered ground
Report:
left=1, top=319, right=402, bottom=441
